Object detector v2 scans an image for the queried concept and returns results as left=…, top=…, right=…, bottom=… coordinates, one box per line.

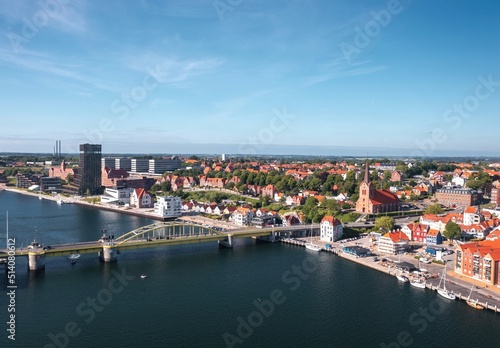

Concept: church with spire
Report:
left=355, top=161, right=400, bottom=214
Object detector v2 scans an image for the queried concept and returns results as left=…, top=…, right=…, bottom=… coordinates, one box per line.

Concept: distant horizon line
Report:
left=1, top=152, right=500, bottom=161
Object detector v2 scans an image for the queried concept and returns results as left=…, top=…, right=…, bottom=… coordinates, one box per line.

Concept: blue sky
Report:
left=1, top=0, right=499, bottom=157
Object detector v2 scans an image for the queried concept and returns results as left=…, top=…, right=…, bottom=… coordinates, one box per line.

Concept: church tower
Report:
left=356, top=161, right=373, bottom=213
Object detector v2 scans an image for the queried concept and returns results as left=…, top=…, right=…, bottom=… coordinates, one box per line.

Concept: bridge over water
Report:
left=0, top=221, right=319, bottom=271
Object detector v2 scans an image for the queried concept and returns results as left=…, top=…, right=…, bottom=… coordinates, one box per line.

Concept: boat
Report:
left=466, top=284, right=484, bottom=309
left=305, top=224, right=321, bottom=252
left=410, top=278, right=426, bottom=289
left=56, top=200, right=62, bottom=205
left=437, top=264, right=456, bottom=300
left=305, top=243, right=322, bottom=252
left=140, top=274, right=147, bottom=279
left=68, top=254, right=80, bottom=264
left=396, top=275, right=409, bottom=283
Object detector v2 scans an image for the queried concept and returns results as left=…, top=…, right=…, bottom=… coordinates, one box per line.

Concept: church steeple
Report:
left=364, top=161, right=370, bottom=183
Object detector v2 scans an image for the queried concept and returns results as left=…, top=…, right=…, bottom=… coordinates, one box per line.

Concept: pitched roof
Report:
left=370, top=189, right=399, bottom=205
left=382, top=231, right=409, bottom=243
left=321, top=215, right=342, bottom=226
left=426, top=229, right=441, bottom=237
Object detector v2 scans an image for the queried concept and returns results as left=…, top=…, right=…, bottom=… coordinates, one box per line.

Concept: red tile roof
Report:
left=321, top=215, right=342, bottom=226
left=370, top=189, right=399, bottom=205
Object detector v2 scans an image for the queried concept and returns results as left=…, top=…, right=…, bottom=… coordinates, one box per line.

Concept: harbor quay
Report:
left=281, top=235, right=500, bottom=314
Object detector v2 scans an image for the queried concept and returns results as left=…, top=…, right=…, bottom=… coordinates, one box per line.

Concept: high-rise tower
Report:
left=74, top=144, right=102, bottom=195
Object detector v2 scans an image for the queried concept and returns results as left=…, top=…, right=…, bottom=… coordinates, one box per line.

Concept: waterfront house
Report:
left=378, top=231, right=409, bottom=255
left=342, top=245, right=370, bottom=258
left=320, top=215, right=343, bottom=243
left=154, top=196, right=182, bottom=218
left=130, top=188, right=153, bottom=208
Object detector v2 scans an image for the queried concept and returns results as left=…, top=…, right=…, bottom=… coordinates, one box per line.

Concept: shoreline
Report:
left=282, top=237, right=500, bottom=313
left=1, top=187, right=166, bottom=221
left=3, top=185, right=500, bottom=311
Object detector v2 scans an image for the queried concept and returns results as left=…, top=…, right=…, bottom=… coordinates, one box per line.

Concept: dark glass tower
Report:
left=74, top=143, right=102, bottom=195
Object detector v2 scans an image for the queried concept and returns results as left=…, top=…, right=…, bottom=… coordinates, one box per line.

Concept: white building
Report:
left=100, top=187, right=132, bottom=204
left=154, top=196, right=182, bottom=218
left=463, top=206, right=482, bottom=226
left=130, top=188, right=153, bottom=208
left=320, top=216, right=343, bottom=243
left=232, top=207, right=254, bottom=226
left=378, top=231, right=409, bottom=255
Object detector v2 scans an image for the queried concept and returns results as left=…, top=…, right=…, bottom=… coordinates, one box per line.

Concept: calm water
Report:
left=1, top=190, right=499, bottom=348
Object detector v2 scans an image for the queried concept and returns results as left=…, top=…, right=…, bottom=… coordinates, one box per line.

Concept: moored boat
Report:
left=410, top=279, right=426, bottom=289
left=305, top=243, right=322, bottom=252
left=466, top=284, right=484, bottom=309
left=396, top=275, right=409, bottom=282
left=437, top=264, right=456, bottom=300
left=466, top=300, right=484, bottom=310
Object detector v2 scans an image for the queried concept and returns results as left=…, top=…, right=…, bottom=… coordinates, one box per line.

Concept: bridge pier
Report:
left=28, top=251, right=46, bottom=271
left=218, top=234, right=233, bottom=249
left=99, top=245, right=117, bottom=262
left=255, top=231, right=280, bottom=243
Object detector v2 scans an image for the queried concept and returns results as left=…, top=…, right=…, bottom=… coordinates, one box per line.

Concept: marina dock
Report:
left=281, top=236, right=500, bottom=314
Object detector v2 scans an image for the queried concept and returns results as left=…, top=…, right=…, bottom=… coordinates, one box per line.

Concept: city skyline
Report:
left=1, top=1, right=499, bottom=156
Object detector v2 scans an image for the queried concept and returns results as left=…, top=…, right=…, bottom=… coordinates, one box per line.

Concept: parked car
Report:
left=43, top=246, right=52, bottom=250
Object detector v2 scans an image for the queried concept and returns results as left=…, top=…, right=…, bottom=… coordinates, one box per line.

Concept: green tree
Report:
left=425, top=204, right=444, bottom=214
left=161, top=181, right=172, bottom=192
left=374, top=216, right=395, bottom=231
left=443, top=221, right=462, bottom=241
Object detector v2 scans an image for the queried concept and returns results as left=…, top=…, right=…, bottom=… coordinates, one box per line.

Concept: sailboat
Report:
left=437, top=264, right=456, bottom=300
left=305, top=224, right=321, bottom=252
left=466, top=284, right=484, bottom=309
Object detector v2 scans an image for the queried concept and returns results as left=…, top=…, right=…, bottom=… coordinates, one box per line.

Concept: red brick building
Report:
left=356, top=162, right=400, bottom=214
left=455, top=240, right=500, bottom=286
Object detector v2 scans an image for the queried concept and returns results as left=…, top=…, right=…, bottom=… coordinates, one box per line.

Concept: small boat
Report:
left=56, top=200, right=62, bottom=205
left=140, top=274, right=147, bottom=279
left=68, top=254, right=80, bottom=264
left=410, top=279, right=426, bottom=289
left=467, top=300, right=484, bottom=310
left=466, top=284, right=484, bottom=309
left=305, top=243, right=322, bottom=252
left=396, top=275, right=409, bottom=283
